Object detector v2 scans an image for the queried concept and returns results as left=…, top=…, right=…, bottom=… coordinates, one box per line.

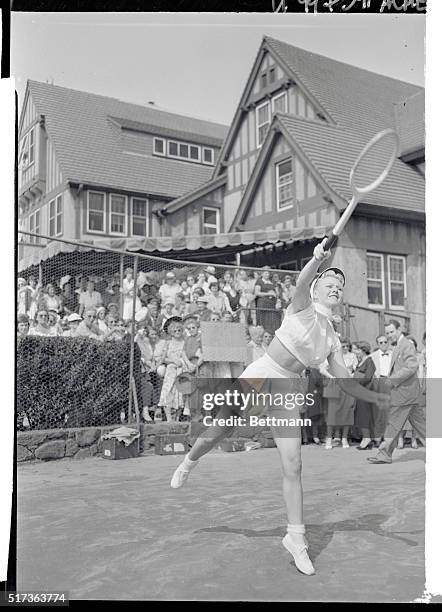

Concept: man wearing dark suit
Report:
left=368, top=320, right=425, bottom=464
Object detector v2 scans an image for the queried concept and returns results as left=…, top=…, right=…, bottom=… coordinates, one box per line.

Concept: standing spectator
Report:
left=236, top=269, right=256, bottom=326
left=135, top=325, right=163, bottom=421
left=17, top=313, right=30, bottom=340
left=396, top=336, right=424, bottom=449
left=194, top=295, right=212, bottom=323
left=102, top=279, right=122, bottom=309
left=28, top=310, right=52, bottom=336
left=144, top=297, right=162, bottom=333
left=62, top=313, right=82, bottom=337
left=18, top=278, right=32, bottom=316
left=280, top=274, right=296, bottom=310
left=122, top=267, right=135, bottom=296
left=262, top=330, right=273, bottom=352
left=27, top=276, right=41, bottom=321
left=323, top=359, right=355, bottom=450
left=183, top=316, right=203, bottom=369
left=78, top=280, right=102, bottom=318
left=158, top=272, right=181, bottom=306
left=186, top=274, right=197, bottom=297
left=341, top=338, right=358, bottom=374
left=247, top=325, right=265, bottom=363
left=76, top=309, right=101, bottom=339
left=122, top=287, right=144, bottom=322
left=351, top=341, right=378, bottom=449
left=157, top=317, right=195, bottom=421
left=60, top=278, right=78, bottom=316
left=368, top=320, right=425, bottom=464
left=221, top=272, right=241, bottom=318
left=254, top=268, right=279, bottom=333
left=371, top=335, right=393, bottom=378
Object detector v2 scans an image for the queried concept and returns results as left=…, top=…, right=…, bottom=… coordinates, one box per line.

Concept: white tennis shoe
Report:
left=170, top=460, right=197, bottom=489
left=282, top=534, right=316, bottom=575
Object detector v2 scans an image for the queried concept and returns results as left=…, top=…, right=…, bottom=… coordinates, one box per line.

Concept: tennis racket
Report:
left=323, top=128, right=400, bottom=251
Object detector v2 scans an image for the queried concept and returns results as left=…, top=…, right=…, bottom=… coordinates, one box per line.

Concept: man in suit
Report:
left=369, top=335, right=394, bottom=443
left=368, top=320, right=425, bottom=464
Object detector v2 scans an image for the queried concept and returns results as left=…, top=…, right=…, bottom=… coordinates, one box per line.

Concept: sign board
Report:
left=200, top=322, right=248, bottom=363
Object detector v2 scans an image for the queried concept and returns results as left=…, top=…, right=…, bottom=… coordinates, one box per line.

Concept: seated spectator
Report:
left=107, top=302, right=120, bottom=319
left=78, top=280, right=102, bottom=317
left=102, top=279, right=122, bottom=309
left=144, top=297, right=163, bottom=332
left=157, top=316, right=196, bottom=421
left=183, top=316, right=203, bottom=369
left=47, top=310, right=63, bottom=336
left=174, top=293, right=189, bottom=318
left=17, top=313, right=30, bottom=339
left=280, top=274, right=296, bottom=309
left=26, top=276, right=41, bottom=321
left=123, top=287, right=144, bottom=322
left=195, top=295, right=212, bottom=323
left=158, top=271, right=181, bottom=306
left=236, top=268, right=257, bottom=326
left=135, top=325, right=163, bottom=421
left=62, top=313, right=82, bottom=337
left=41, top=283, right=63, bottom=314
left=76, top=309, right=102, bottom=339
left=188, top=287, right=205, bottom=315
left=206, top=282, right=233, bottom=317
left=104, top=316, right=126, bottom=341
left=209, top=312, right=221, bottom=322
left=186, top=274, right=197, bottom=297
left=161, top=297, right=178, bottom=320
left=262, top=330, right=273, bottom=351
left=96, top=306, right=109, bottom=334
left=180, top=279, right=191, bottom=303
left=222, top=312, right=234, bottom=323
left=204, top=266, right=218, bottom=289
left=28, top=309, right=52, bottom=336
left=220, top=274, right=241, bottom=318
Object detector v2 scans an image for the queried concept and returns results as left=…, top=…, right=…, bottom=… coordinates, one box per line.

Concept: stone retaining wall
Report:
left=17, top=422, right=270, bottom=462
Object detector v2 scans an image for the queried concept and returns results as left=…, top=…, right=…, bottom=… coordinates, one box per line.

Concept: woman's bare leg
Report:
left=272, top=427, right=303, bottom=524
left=188, top=404, right=236, bottom=461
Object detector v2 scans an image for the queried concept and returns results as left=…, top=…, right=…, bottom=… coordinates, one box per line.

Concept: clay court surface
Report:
left=17, top=445, right=425, bottom=602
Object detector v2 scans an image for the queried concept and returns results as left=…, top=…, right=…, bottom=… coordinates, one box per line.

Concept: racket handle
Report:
left=323, top=234, right=338, bottom=251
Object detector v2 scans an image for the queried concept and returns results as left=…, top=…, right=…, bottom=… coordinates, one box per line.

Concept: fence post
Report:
left=119, top=255, right=124, bottom=316
left=127, top=255, right=139, bottom=425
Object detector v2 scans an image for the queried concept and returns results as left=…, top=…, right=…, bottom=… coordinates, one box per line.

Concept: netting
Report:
left=17, top=231, right=304, bottom=430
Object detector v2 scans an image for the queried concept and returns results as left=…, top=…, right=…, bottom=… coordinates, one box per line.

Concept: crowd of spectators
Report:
left=17, top=264, right=297, bottom=423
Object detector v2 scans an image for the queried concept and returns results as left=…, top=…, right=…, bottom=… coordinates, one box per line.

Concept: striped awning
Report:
left=18, top=225, right=331, bottom=271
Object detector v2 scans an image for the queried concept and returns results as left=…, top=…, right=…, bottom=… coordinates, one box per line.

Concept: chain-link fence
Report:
left=17, top=231, right=304, bottom=431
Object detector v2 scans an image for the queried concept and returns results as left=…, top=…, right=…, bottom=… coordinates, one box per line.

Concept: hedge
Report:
left=17, top=336, right=141, bottom=430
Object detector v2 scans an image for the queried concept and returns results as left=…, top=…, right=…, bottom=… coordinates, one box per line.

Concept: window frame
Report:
left=202, top=206, right=220, bottom=235
left=131, top=197, right=149, bottom=237
left=19, top=126, right=35, bottom=170
left=86, top=190, right=106, bottom=234
left=387, top=254, right=407, bottom=311
left=275, top=158, right=293, bottom=211
left=366, top=252, right=386, bottom=309
left=202, top=147, right=214, bottom=166
left=29, top=209, right=41, bottom=244
left=48, top=194, right=63, bottom=237
left=256, top=100, right=271, bottom=149
left=153, top=137, right=166, bottom=157
left=272, top=91, right=288, bottom=114
left=109, top=193, right=128, bottom=237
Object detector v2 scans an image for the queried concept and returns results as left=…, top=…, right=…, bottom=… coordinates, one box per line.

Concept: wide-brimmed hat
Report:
left=205, top=266, right=216, bottom=275
left=165, top=271, right=176, bottom=279
left=163, top=315, right=183, bottom=334
left=67, top=313, right=82, bottom=323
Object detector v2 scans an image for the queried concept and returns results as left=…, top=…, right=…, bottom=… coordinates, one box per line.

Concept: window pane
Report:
left=368, top=281, right=383, bottom=305
left=56, top=196, right=62, bottom=214
left=111, top=195, right=125, bottom=214
left=89, top=212, right=104, bottom=231
left=269, top=68, right=275, bottom=83
left=132, top=219, right=146, bottom=236
left=154, top=139, right=164, bottom=154
left=169, top=141, right=178, bottom=156
left=50, top=200, right=55, bottom=218
left=390, top=282, right=405, bottom=307
left=49, top=217, right=55, bottom=236
left=278, top=160, right=291, bottom=177
left=179, top=143, right=189, bottom=158
left=389, top=257, right=404, bottom=282
left=203, top=148, right=213, bottom=163
left=258, top=125, right=268, bottom=146
left=190, top=145, right=199, bottom=160
left=258, top=103, right=269, bottom=124
left=203, top=226, right=217, bottom=235
left=56, top=214, right=62, bottom=235
left=203, top=209, right=218, bottom=225
left=111, top=215, right=125, bottom=233
left=367, top=255, right=382, bottom=280
left=273, top=94, right=287, bottom=113
left=261, top=73, right=267, bottom=89
left=89, top=192, right=104, bottom=211
left=132, top=199, right=146, bottom=217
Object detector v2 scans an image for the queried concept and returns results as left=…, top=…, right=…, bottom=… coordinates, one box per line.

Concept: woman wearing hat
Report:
left=169, top=238, right=390, bottom=576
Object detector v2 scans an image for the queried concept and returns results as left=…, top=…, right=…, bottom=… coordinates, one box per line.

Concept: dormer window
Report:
left=154, top=138, right=214, bottom=165
left=202, top=147, right=214, bottom=165
left=272, top=91, right=287, bottom=114
left=19, top=127, right=35, bottom=169
left=154, top=137, right=165, bottom=155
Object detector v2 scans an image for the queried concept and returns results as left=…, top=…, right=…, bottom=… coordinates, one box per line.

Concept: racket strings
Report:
left=351, top=132, right=398, bottom=193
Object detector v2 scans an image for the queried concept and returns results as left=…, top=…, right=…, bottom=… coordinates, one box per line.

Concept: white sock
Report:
left=182, top=453, right=198, bottom=470
left=287, top=523, right=306, bottom=538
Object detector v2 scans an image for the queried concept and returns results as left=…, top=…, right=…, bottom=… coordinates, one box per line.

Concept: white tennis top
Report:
left=274, top=301, right=342, bottom=368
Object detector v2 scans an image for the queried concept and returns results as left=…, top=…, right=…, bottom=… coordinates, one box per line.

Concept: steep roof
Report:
left=232, top=113, right=425, bottom=229
left=26, top=80, right=228, bottom=199
left=215, top=35, right=423, bottom=177
left=393, top=90, right=425, bottom=157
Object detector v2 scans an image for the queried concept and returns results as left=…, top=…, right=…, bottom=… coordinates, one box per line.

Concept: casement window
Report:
left=87, top=191, right=106, bottom=233
left=131, top=197, right=148, bottom=237
left=202, top=147, right=214, bottom=165
left=19, top=127, right=35, bottom=169
left=29, top=209, right=40, bottom=244
left=269, top=67, right=276, bottom=84
left=202, top=207, right=220, bottom=235
left=276, top=159, right=293, bottom=210
left=387, top=255, right=407, bottom=310
left=48, top=194, right=63, bottom=237
left=256, top=101, right=271, bottom=148
left=110, top=194, right=127, bottom=235
left=153, top=137, right=165, bottom=156
left=272, top=91, right=287, bottom=114
left=367, top=253, right=385, bottom=307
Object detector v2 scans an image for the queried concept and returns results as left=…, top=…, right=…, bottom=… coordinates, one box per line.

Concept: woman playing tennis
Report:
left=170, top=238, right=390, bottom=575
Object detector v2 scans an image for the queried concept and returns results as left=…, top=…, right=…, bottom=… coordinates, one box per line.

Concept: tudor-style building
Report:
left=18, top=35, right=425, bottom=341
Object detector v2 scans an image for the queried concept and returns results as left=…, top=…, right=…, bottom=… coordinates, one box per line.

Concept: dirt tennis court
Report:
left=16, top=445, right=425, bottom=602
